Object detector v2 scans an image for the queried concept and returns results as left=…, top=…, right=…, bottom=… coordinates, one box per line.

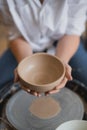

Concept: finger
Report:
left=36, top=92, right=41, bottom=97
left=21, top=86, right=30, bottom=93
left=55, top=77, right=68, bottom=89
left=28, top=89, right=41, bottom=96
left=45, top=88, right=60, bottom=95
left=65, top=65, right=72, bottom=80
left=14, top=69, right=19, bottom=82
left=45, top=92, right=49, bottom=96
left=27, top=89, right=30, bottom=93
left=47, top=89, right=60, bottom=95
left=29, top=91, right=40, bottom=96
left=30, top=90, right=40, bottom=96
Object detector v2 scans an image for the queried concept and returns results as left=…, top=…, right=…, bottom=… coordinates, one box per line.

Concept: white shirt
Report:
left=0, top=0, right=87, bottom=51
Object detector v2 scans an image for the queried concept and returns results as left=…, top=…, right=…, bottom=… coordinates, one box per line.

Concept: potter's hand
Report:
left=14, top=68, right=19, bottom=83
left=14, top=68, right=41, bottom=97
left=45, top=63, right=72, bottom=96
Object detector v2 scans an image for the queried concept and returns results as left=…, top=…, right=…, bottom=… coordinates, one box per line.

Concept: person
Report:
left=0, top=0, right=87, bottom=96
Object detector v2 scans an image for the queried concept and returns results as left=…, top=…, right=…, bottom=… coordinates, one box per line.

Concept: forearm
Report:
left=9, top=37, right=32, bottom=63
left=55, top=35, right=80, bottom=63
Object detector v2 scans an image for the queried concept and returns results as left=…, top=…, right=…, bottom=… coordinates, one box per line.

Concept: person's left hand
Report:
left=45, top=63, right=72, bottom=96
left=14, top=67, right=41, bottom=97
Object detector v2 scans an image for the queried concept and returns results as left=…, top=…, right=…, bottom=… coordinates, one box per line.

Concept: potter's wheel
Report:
left=5, top=87, right=84, bottom=130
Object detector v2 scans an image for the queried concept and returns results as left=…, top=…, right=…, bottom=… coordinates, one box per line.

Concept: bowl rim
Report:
left=56, top=120, right=87, bottom=130
left=17, top=53, right=65, bottom=87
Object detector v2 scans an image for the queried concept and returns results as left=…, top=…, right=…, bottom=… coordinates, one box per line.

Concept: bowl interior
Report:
left=18, top=53, right=64, bottom=86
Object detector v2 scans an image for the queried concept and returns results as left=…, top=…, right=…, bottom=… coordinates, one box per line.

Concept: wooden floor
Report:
left=0, top=25, right=8, bottom=56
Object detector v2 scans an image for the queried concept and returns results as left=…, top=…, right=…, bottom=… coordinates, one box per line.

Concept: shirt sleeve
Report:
left=66, top=0, right=87, bottom=36
left=0, top=2, right=21, bottom=40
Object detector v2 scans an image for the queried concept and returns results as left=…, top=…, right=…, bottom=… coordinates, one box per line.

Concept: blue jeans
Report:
left=0, top=40, right=87, bottom=89
left=69, top=40, right=87, bottom=86
left=0, top=49, right=17, bottom=89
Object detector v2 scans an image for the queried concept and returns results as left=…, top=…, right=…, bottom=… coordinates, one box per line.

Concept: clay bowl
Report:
left=17, top=53, right=65, bottom=93
left=56, top=120, right=87, bottom=130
